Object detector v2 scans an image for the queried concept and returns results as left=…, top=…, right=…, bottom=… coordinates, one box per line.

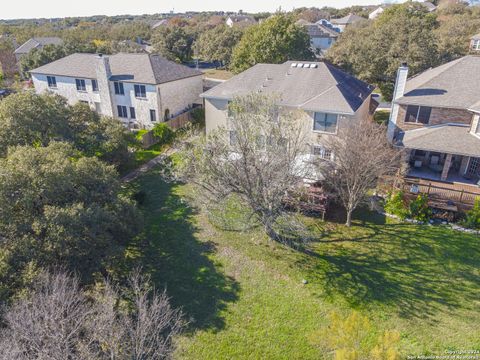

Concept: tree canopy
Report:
left=0, top=142, right=140, bottom=300
left=0, top=92, right=134, bottom=169
left=327, top=3, right=440, bottom=100
left=230, top=13, right=314, bottom=74
left=193, top=25, right=243, bottom=66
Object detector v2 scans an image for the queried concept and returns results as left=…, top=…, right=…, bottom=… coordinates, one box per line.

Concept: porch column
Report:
left=441, top=153, right=453, bottom=181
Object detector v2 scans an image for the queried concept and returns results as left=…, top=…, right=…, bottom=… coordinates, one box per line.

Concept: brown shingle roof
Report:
left=201, top=61, right=373, bottom=115
left=30, top=53, right=202, bottom=85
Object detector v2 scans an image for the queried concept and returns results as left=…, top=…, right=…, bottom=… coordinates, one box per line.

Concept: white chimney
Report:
left=387, top=62, right=409, bottom=143
left=95, top=54, right=115, bottom=117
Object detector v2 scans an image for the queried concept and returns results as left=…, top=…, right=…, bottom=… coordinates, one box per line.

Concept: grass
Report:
left=123, top=166, right=480, bottom=359
left=374, top=110, right=390, bottom=125
left=202, top=69, right=234, bottom=80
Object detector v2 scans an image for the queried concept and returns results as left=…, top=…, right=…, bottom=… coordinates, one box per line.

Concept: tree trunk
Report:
left=346, top=209, right=353, bottom=227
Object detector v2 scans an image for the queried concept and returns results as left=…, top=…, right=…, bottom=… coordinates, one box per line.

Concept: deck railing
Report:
left=401, top=178, right=479, bottom=206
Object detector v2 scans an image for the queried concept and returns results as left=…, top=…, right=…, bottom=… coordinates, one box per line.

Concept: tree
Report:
left=327, top=3, right=439, bottom=100
left=230, top=13, right=314, bottom=74
left=0, top=93, right=134, bottom=169
left=0, top=38, right=17, bottom=83
left=193, top=25, right=243, bottom=66
left=174, top=94, right=311, bottom=242
left=152, top=26, right=196, bottom=62
left=0, top=142, right=140, bottom=298
left=0, top=270, right=184, bottom=360
left=317, top=118, right=402, bottom=227
left=19, top=44, right=66, bottom=78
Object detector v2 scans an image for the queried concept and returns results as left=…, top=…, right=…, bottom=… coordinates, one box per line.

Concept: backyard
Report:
left=123, top=165, right=480, bottom=359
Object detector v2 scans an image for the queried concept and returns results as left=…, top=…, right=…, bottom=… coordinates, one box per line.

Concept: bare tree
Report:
left=0, top=271, right=91, bottom=360
left=318, top=118, right=402, bottom=227
left=175, top=93, right=312, bottom=242
left=87, top=270, right=185, bottom=360
left=0, top=270, right=184, bottom=360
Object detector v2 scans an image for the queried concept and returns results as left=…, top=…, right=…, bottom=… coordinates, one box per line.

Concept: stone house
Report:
left=30, top=53, right=203, bottom=129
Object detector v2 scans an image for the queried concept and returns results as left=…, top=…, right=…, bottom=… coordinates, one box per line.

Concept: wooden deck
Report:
left=402, top=177, right=480, bottom=210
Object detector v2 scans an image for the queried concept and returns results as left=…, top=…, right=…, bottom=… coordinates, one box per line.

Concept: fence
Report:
left=139, top=108, right=198, bottom=148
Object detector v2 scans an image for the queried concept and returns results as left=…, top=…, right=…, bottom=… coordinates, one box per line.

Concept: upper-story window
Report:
left=47, top=76, right=57, bottom=88
left=313, top=112, right=338, bottom=133
left=134, top=84, right=146, bottom=98
left=92, top=79, right=99, bottom=92
left=114, top=82, right=124, bottom=95
left=75, top=79, right=86, bottom=92
left=405, top=105, right=431, bottom=124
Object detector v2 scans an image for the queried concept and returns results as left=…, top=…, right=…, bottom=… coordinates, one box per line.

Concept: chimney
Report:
left=387, top=62, right=409, bottom=143
left=95, top=54, right=114, bottom=117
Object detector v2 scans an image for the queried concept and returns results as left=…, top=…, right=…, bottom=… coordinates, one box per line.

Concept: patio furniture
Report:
left=414, top=160, right=422, bottom=168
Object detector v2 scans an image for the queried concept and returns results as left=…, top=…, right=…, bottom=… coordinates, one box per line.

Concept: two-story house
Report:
left=30, top=53, right=203, bottom=129
left=387, top=56, right=480, bottom=185
left=296, top=19, right=340, bottom=57
left=201, top=61, right=376, bottom=180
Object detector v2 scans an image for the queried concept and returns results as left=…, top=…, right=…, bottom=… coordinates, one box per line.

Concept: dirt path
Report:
left=121, top=148, right=176, bottom=183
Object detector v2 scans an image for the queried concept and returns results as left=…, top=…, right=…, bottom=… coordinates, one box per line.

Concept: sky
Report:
left=1, top=0, right=383, bottom=20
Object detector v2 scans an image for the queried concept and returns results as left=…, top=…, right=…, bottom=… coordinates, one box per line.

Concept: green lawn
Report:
left=123, top=166, right=480, bottom=359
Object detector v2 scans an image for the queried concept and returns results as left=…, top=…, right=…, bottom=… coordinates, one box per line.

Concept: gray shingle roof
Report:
left=300, top=22, right=339, bottom=38
left=396, top=124, right=480, bottom=157
left=330, top=14, right=365, bottom=25
left=14, top=37, right=63, bottom=55
left=201, top=61, right=374, bottom=115
left=396, top=56, right=480, bottom=111
left=30, top=53, right=202, bottom=85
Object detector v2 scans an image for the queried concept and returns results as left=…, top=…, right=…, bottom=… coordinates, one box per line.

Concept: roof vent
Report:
left=297, top=63, right=304, bottom=68
left=291, top=63, right=297, bottom=67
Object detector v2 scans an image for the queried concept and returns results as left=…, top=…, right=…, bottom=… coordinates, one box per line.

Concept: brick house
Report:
left=387, top=56, right=480, bottom=186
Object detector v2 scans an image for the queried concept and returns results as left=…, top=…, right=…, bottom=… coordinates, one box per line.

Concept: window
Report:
left=312, top=146, right=333, bottom=160
left=405, top=105, right=431, bottom=124
left=75, top=79, right=86, bottom=91
left=313, top=112, right=338, bottom=133
left=473, top=39, right=480, bottom=51
left=117, top=105, right=128, bottom=118
left=114, top=82, right=124, bottom=95
left=149, top=109, right=156, bottom=122
left=47, top=76, right=57, bottom=88
left=79, top=100, right=88, bottom=104
left=134, top=84, right=146, bottom=98
left=229, top=131, right=238, bottom=146
left=130, top=107, right=136, bottom=119
left=92, top=79, right=99, bottom=92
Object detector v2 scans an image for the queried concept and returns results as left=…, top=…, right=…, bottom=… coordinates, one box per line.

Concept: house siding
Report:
left=158, top=75, right=203, bottom=121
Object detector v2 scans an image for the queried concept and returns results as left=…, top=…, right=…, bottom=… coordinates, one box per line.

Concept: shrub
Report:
left=409, top=194, right=432, bottom=222
left=384, top=191, right=409, bottom=220
left=191, top=107, right=205, bottom=128
left=463, top=198, right=480, bottom=230
left=152, top=123, right=175, bottom=146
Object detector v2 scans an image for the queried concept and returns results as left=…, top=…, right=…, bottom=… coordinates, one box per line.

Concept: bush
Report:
left=409, top=194, right=432, bottom=222
left=152, top=123, right=175, bottom=146
left=463, top=198, right=480, bottom=230
left=191, top=107, right=205, bottom=128
left=384, top=191, right=409, bottom=220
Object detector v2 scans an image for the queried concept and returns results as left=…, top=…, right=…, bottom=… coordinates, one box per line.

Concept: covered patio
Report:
left=397, top=124, right=480, bottom=186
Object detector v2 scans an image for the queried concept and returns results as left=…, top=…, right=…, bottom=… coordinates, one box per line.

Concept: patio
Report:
left=408, top=167, right=479, bottom=187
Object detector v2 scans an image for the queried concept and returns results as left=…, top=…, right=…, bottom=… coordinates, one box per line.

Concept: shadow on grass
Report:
left=297, top=208, right=480, bottom=319
left=124, top=167, right=240, bottom=332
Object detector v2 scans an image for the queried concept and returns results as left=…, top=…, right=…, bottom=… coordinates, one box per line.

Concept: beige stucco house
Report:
left=201, top=61, right=376, bottom=180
